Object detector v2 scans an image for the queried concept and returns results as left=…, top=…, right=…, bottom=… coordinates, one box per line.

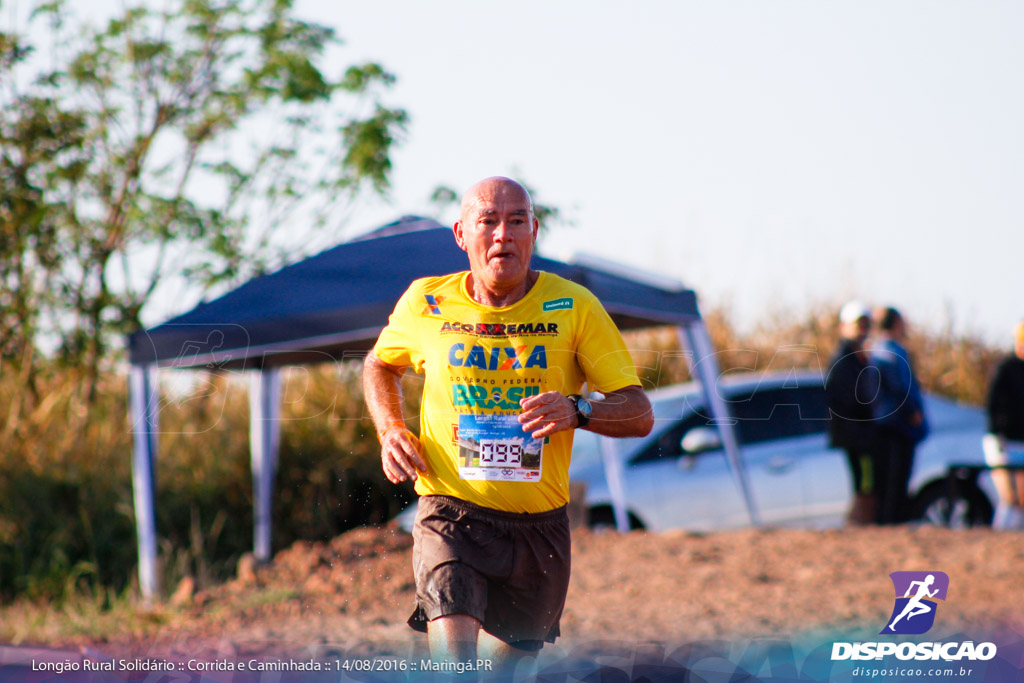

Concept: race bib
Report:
left=456, top=414, right=543, bottom=482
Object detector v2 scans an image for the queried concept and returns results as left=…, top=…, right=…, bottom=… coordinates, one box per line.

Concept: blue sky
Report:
left=9, top=1, right=1024, bottom=343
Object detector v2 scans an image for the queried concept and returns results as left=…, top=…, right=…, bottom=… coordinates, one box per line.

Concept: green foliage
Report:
left=0, top=0, right=406, bottom=399
left=0, top=365, right=138, bottom=601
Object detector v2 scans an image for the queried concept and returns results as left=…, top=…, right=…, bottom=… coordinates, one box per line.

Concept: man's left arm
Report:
left=518, top=385, right=653, bottom=440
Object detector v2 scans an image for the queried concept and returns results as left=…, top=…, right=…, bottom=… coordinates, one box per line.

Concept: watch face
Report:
left=578, top=397, right=594, bottom=417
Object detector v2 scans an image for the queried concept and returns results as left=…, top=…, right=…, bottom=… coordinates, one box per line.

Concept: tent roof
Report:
left=127, top=216, right=701, bottom=369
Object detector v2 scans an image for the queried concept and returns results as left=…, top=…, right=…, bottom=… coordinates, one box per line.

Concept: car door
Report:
left=727, top=388, right=810, bottom=526
left=794, top=385, right=853, bottom=524
left=624, top=410, right=754, bottom=531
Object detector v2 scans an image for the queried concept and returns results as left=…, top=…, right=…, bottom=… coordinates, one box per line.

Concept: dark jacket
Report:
left=988, top=355, right=1024, bottom=441
left=871, top=337, right=929, bottom=445
left=826, top=339, right=878, bottom=452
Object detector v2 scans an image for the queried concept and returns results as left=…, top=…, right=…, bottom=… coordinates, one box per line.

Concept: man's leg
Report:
left=894, top=442, right=915, bottom=523
left=428, top=614, right=481, bottom=662
left=875, top=437, right=897, bottom=525
left=428, top=617, right=536, bottom=673
left=1012, top=470, right=1024, bottom=508
left=477, top=629, right=538, bottom=671
left=845, top=448, right=875, bottom=525
left=877, top=435, right=914, bottom=524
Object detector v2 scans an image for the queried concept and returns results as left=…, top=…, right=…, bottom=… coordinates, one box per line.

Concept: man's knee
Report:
left=477, top=628, right=540, bottom=671
left=428, top=614, right=482, bottom=660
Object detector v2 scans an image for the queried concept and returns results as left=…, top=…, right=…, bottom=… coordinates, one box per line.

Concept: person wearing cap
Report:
left=871, top=307, right=929, bottom=525
left=983, top=322, right=1024, bottom=529
left=825, top=301, right=880, bottom=524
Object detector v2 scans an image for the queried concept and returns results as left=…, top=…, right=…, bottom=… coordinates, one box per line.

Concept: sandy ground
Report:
left=39, top=523, right=1024, bottom=664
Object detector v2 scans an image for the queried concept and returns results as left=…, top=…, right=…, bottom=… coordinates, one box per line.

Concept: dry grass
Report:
left=624, top=303, right=1003, bottom=404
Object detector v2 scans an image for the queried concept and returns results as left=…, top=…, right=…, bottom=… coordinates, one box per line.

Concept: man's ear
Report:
left=532, top=216, right=540, bottom=242
left=453, top=221, right=467, bottom=251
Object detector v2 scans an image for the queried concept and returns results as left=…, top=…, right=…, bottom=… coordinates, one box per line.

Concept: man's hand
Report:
left=518, top=391, right=577, bottom=439
left=380, top=426, right=427, bottom=484
left=518, top=385, right=654, bottom=439
left=363, top=353, right=428, bottom=484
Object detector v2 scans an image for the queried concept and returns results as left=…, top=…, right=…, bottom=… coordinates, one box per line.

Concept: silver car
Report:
left=569, top=371, right=995, bottom=531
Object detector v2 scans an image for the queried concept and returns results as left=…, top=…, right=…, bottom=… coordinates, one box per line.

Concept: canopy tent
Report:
left=126, top=215, right=757, bottom=599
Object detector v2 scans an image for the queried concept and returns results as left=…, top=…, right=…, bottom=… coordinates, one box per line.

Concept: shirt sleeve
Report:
left=373, top=285, right=426, bottom=373
left=575, top=294, right=641, bottom=393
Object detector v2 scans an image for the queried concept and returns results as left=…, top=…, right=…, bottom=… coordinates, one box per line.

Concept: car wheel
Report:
left=587, top=506, right=645, bottom=532
left=912, top=482, right=993, bottom=529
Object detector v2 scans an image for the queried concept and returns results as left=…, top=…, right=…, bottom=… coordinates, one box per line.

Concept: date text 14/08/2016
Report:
left=340, top=659, right=494, bottom=674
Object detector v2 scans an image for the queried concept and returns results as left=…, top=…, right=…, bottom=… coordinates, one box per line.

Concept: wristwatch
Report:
left=568, top=394, right=593, bottom=429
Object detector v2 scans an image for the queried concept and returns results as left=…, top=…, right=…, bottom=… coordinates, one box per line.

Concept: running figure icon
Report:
left=888, top=574, right=939, bottom=631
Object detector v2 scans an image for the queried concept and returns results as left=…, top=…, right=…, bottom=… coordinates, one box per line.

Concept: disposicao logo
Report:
left=542, top=297, right=573, bottom=312
left=831, top=570, right=997, bottom=663
left=881, top=571, right=948, bottom=635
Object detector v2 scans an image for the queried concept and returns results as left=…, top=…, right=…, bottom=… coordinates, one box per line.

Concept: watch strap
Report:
left=569, top=394, right=590, bottom=429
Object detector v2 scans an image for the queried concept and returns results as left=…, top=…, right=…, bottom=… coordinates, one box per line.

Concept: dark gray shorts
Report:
left=408, top=495, right=571, bottom=650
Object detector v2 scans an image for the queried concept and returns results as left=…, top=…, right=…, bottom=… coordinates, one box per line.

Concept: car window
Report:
left=629, top=411, right=709, bottom=464
left=629, top=384, right=831, bottom=464
left=728, top=386, right=829, bottom=445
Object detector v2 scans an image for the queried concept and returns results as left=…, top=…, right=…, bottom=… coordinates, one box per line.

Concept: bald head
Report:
left=453, top=176, right=540, bottom=306
left=460, top=177, right=534, bottom=224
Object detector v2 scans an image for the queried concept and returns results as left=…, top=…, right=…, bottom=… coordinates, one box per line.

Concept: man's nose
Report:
left=493, top=219, right=514, bottom=241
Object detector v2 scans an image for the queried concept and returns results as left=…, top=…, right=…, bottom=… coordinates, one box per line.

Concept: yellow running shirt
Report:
left=374, top=271, right=641, bottom=513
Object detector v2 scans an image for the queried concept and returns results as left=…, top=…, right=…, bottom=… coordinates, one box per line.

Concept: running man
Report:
left=889, top=574, right=939, bottom=631
left=362, top=177, right=653, bottom=668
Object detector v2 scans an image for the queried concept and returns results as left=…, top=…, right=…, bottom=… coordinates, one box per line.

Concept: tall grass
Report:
left=0, top=305, right=1006, bottom=607
left=0, top=359, right=415, bottom=605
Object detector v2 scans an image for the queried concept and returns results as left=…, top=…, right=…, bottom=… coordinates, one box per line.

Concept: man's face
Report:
left=841, top=317, right=871, bottom=345
left=454, top=181, right=539, bottom=292
left=892, top=316, right=907, bottom=342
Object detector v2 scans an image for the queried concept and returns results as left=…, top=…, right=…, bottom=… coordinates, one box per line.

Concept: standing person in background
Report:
left=983, top=322, right=1024, bottom=529
left=871, top=307, right=929, bottom=525
left=826, top=301, right=880, bottom=524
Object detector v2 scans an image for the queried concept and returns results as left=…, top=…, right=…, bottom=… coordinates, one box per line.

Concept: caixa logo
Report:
left=881, top=571, right=948, bottom=635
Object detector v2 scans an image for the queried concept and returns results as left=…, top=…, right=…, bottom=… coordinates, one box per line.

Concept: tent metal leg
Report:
left=600, top=433, right=631, bottom=533
left=678, top=324, right=761, bottom=526
left=129, top=364, right=160, bottom=601
left=250, top=368, right=283, bottom=562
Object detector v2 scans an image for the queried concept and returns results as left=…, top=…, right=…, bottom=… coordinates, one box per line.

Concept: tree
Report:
left=0, top=0, right=407, bottom=402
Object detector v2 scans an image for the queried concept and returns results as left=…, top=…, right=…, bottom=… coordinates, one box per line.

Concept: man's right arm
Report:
left=362, top=353, right=426, bottom=484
